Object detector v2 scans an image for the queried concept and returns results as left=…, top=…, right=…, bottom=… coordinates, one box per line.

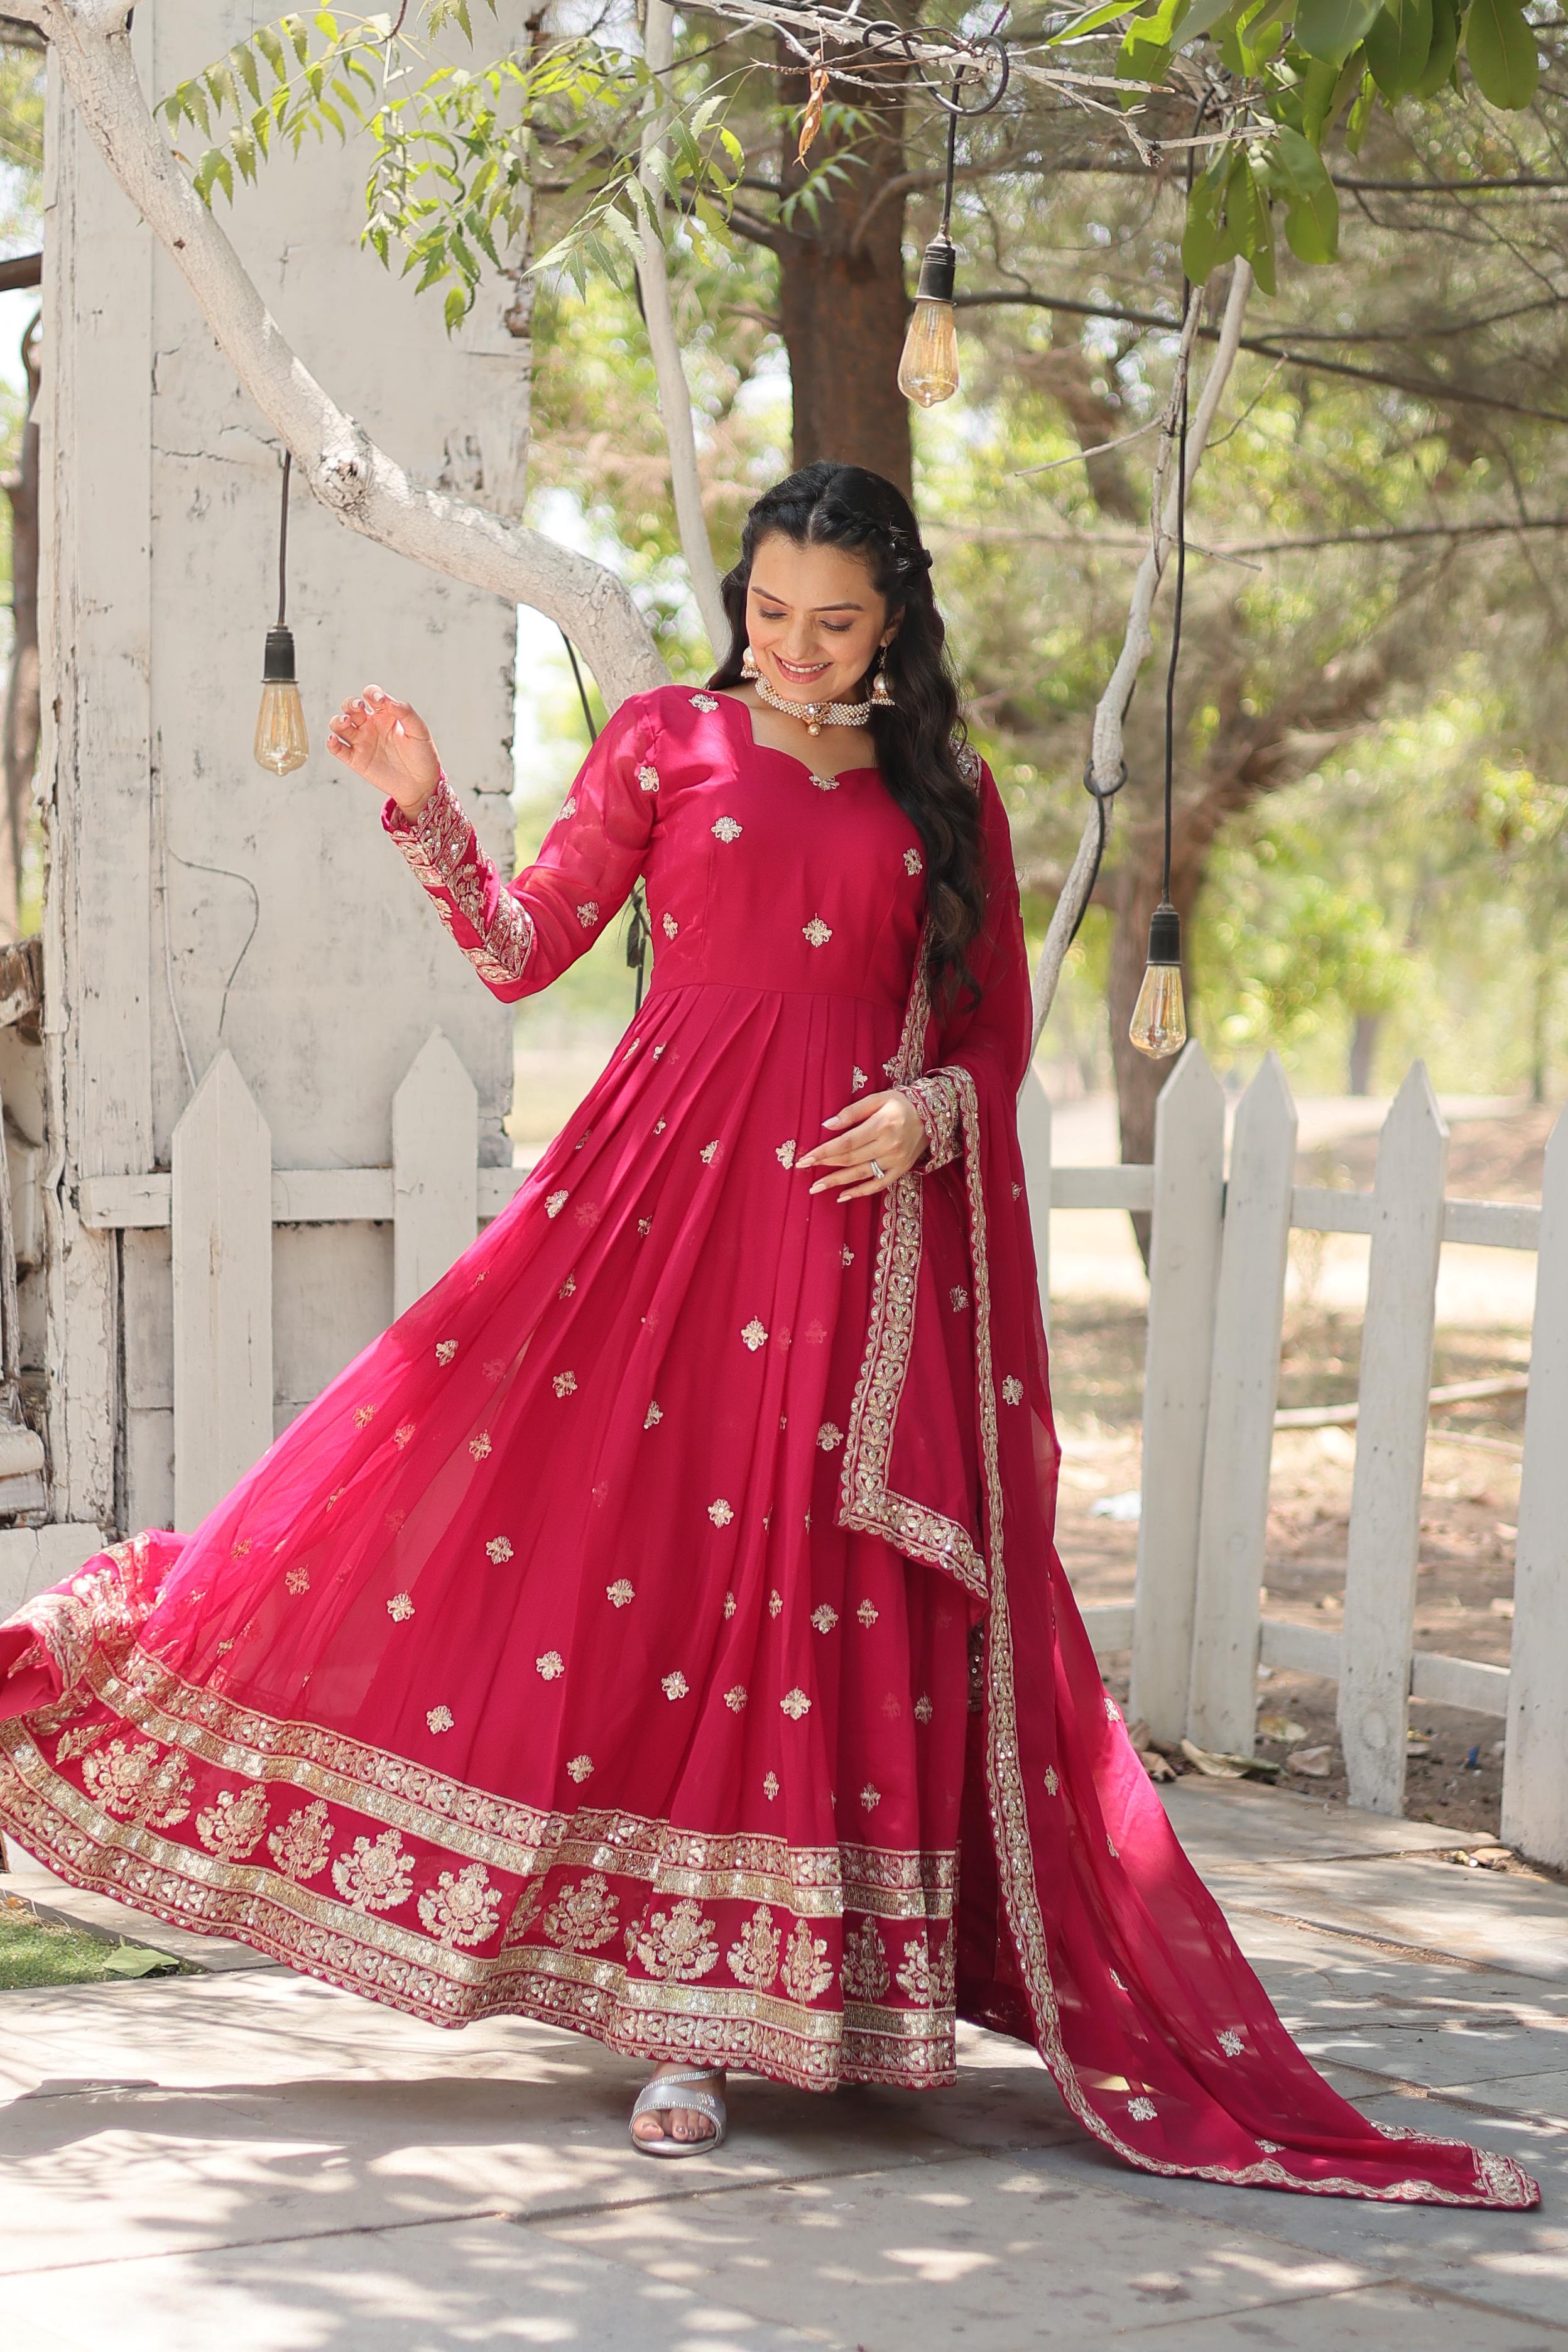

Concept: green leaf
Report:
left=1045, top=0, right=1140, bottom=36
left=1181, top=146, right=1236, bottom=280
left=1117, top=0, right=1186, bottom=95
left=444, top=283, right=469, bottom=332
left=1293, top=0, right=1383, bottom=63
left=1364, top=0, right=1433, bottom=94
left=1268, top=122, right=1340, bottom=260
left=1466, top=0, right=1539, bottom=106
left=1414, top=0, right=1461, bottom=91
left=1344, top=65, right=1378, bottom=150
left=193, top=145, right=234, bottom=205
left=1228, top=148, right=1276, bottom=293
left=254, top=25, right=288, bottom=81
left=102, top=1944, right=178, bottom=1978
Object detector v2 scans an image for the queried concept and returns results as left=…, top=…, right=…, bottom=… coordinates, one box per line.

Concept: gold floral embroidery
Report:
left=545, top=1190, right=568, bottom=1217
left=724, top=1687, right=748, bottom=1712
left=1043, top=1766, right=1060, bottom=1795
left=712, top=817, right=743, bottom=842
left=1001, top=1377, right=1024, bottom=1405
left=1128, top=2096, right=1157, bottom=2123
left=810, top=772, right=839, bottom=792
left=699, top=1140, right=719, bottom=1165
left=394, top=1422, right=416, bottom=1447
left=690, top=693, right=717, bottom=711
left=80, top=1739, right=193, bottom=1829
left=662, top=1672, right=690, bottom=1701
left=780, top=1919, right=834, bottom=2006
left=857, top=1601, right=879, bottom=1628
left=560, top=795, right=579, bottom=819
left=536, top=1653, right=565, bottom=1682
left=768, top=1590, right=783, bottom=1618
left=776, top=1139, right=797, bottom=1168
left=727, top=1905, right=781, bottom=1990
left=895, top=1928, right=955, bottom=2008
left=418, top=1863, right=502, bottom=1949
left=914, top=1695, right=934, bottom=1724
left=763, top=1771, right=780, bottom=1800
left=566, top=1755, right=594, bottom=1783
left=631, top=1898, right=719, bottom=1983
left=645, top=1402, right=663, bottom=1429
left=436, top=1339, right=459, bottom=1366
left=387, top=1594, right=414, bottom=1623
left=427, top=1706, right=455, bottom=1734
left=817, top=1422, right=842, bottom=1450
left=637, top=763, right=660, bottom=793
left=332, top=1827, right=415, bottom=1913
left=1218, top=2028, right=1245, bottom=2056
left=802, top=916, right=832, bottom=946
left=810, top=1606, right=838, bottom=1634
left=781, top=1689, right=811, bottom=1721
left=841, top=1244, right=854, bottom=1266
left=353, top=1406, right=376, bottom=1430
left=723, top=1592, right=737, bottom=1618
left=388, top=776, right=535, bottom=988
left=575, top=901, right=599, bottom=928
left=860, top=1785, right=881, bottom=1813
left=557, top=1277, right=576, bottom=1299
left=740, top=1317, right=768, bottom=1350
left=542, top=1873, right=620, bottom=1951
left=607, top=1581, right=635, bottom=1609
left=195, top=1782, right=270, bottom=1861
left=285, top=1565, right=310, bottom=1596
left=469, top=1432, right=493, bottom=1459
left=552, top=1371, right=577, bottom=1398
left=266, top=1798, right=332, bottom=1881
left=904, top=847, right=923, bottom=874
left=486, top=1537, right=514, bottom=1564
left=852, top=1065, right=868, bottom=1089
left=662, top=912, right=678, bottom=938
left=841, top=1917, right=890, bottom=2001
left=949, top=1287, right=968, bottom=1312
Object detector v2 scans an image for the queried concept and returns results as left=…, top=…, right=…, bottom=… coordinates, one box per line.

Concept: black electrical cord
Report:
left=276, top=449, right=291, bottom=628
left=1162, top=286, right=1192, bottom=912
left=559, top=629, right=651, bottom=1013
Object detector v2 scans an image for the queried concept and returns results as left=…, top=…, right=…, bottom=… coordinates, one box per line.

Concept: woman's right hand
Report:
left=326, top=683, right=442, bottom=817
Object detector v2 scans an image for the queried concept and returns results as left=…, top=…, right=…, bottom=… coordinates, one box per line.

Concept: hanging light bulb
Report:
left=254, top=451, right=308, bottom=776
left=898, top=234, right=960, bottom=408
left=1130, top=901, right=1187, bottom=1059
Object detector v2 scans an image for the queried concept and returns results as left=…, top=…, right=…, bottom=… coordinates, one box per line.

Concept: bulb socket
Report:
left=914, top=236, right=957, bottom=305
left=1146, top=901, right=1181, bottom=967
left=262, top=624, right=299, bottom=684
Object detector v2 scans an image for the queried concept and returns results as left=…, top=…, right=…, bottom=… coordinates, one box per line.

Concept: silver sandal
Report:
left=628, top=2067, right=727, bottom=2159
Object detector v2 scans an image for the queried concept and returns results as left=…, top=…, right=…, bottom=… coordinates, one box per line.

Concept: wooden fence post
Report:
left=1501, top=1106, right=1568, bottom=1864
left=1339, top=1064, right=1449, bottom=1816
left=172, top=1052, right=273, bottom=1528
left=1187, top=1054, right=1297, bottom=1755
left=1130, top=1043, right=1226, bottom=1743
left=1017, top=1066, right=1053, bottom=1337
left=393, top=1030, right=479, bottom=1316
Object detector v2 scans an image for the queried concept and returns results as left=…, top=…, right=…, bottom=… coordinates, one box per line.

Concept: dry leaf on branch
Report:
left=796, top=55, right=830, bottom=165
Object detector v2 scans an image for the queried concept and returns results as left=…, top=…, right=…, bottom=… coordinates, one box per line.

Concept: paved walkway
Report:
left=2, top=1780, right=1564, bottom=2350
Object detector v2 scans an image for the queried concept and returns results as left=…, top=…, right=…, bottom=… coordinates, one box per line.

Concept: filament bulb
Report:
left=898, top=236, right=960, bottom=408
left=1129, top=901, right=1187, bottom=1061
left=254, top=625, right=309, bottom=777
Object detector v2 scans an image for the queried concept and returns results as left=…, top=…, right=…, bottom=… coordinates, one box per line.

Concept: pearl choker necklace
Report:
left=753, top=672, right=872, bottom=738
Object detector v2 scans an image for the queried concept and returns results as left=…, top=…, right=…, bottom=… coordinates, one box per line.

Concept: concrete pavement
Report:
left=2, top=1779, right=1564, bottom=2349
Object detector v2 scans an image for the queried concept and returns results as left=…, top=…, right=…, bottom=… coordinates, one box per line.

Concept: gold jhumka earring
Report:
left=741, top=645, right=760, bottom=680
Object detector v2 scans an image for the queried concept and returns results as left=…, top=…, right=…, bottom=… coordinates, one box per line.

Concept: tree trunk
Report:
left=0, top=312, right=38, bottom=941
left=1528, top=954, right=1551, bottom=1108
left=1348, top=1011, right=1381, bottom=1097
left=775, top=34, right=913, bottom=499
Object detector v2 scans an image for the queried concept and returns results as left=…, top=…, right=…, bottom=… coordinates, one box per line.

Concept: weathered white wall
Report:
left=42, top=3, right=520, bottom=1533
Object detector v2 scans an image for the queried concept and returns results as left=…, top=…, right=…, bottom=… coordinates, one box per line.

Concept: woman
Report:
left=0, top=463, right=1537, bottom=2199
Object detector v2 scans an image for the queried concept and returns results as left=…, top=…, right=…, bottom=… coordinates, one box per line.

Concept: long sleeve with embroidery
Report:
left=383, top=694, right=661, bottom=1004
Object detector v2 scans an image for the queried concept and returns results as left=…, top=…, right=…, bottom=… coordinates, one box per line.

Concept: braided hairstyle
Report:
left=708, top=461, right=987, bottom=1015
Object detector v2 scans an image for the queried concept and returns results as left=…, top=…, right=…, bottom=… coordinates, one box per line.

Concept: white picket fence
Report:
left=75, top=1031, right=1568, bottom=1866
left=1018, top=1045, right=1568, bottom=1868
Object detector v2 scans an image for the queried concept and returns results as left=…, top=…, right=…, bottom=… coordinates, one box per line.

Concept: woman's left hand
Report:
left=798, top=1090, right=926, bottom=1201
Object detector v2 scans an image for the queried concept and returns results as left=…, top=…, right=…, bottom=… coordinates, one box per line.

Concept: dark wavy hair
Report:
left=707, top=462, right=986, bottom=1014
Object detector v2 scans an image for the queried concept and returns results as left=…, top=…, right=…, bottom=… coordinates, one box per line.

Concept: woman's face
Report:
left=744, top=534, right=894, bottom=705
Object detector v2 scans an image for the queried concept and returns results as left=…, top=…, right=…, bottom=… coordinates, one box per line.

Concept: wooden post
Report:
left=172, top=1053, right=273, bottom=1528
left=1339, top=1065, right=1449, bottom=1816
left=1187, top=1054, right=1297, bottom=1755
left=393, top=1030, right=479, bottom=1316
left=1501, top=1107, right=1568, bottom=1864
left=1130, top=1044, right=1226, bottom=1743
left=1017, top=1066, right=1053, bottom=1337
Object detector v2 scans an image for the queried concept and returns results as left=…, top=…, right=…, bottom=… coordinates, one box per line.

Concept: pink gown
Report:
left=0, top=685, right=1537, bottom=2206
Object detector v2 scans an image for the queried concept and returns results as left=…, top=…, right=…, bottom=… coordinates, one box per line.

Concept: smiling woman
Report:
left=0, top=462, right=1538, bottom=2211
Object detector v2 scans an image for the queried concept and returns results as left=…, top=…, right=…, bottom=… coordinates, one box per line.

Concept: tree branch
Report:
left=638, top=0, right=729, bottom=662
left=1029, top=262, right=1255, bottom=1057
left=957, top=287, right=1568, bottom=427
left=35, top=2, right=667, bottom=702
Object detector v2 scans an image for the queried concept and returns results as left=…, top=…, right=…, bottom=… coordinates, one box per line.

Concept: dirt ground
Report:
left=1054, top=1102, right=1553, bottom=1865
